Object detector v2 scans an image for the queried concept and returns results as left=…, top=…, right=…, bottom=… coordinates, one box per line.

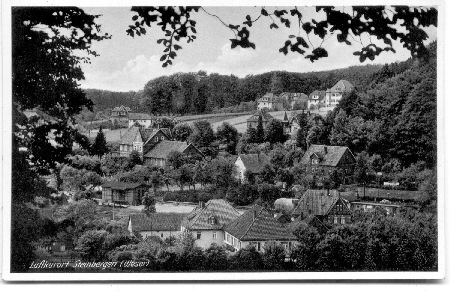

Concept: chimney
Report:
left=324, top=146, right=328, bottom=154
left=199, top=201, right=205, bottom=208
left=253, top=209, right=257, bottom=221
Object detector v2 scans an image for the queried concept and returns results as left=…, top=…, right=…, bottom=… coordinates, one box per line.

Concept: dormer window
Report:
left=208, top=216, right=216, bottom=225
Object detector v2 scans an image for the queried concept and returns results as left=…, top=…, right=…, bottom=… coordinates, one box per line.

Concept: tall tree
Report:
left=255, top=115, right=265, bottom=144
left=11, top=7, right=108, bottom=272
left=90, top=127, right=108, bottom=159
left=264, top=119, right=286, bottom=144
left=216, top=122, right=239, bottom=155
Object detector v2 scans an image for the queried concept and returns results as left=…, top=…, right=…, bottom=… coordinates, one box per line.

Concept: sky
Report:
left=78, top=6, right=438, bottom=92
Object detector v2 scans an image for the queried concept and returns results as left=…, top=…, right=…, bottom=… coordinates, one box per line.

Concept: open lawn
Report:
left=211, top=109, right=329, bottom=133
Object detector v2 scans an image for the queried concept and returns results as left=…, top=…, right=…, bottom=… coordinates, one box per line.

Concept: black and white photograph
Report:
left=1, top=0, right=446, bottom=282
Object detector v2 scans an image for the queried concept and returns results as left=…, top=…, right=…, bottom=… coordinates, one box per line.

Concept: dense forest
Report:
left=83, top=63, right=392, bottom=116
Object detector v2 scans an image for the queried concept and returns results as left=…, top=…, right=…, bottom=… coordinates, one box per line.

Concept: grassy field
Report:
left=81, top=109, right=331, bottom=142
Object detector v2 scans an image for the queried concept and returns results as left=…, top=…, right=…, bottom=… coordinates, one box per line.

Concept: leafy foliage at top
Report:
left=127, top=6, right=437, bottom=66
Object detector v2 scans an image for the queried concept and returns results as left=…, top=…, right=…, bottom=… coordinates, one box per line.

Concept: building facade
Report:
left=128, top=113, right=154, bottom=128
left=102, top=181, right=149, bottom=206
left=181, top=200, right=241, bottom=249
left=257, top=93, right=283, bottom=111
left=234, top=153, right=270, bottom=182
left=128, top=213, right=185, bottom=239
left=324, top=80, right=354, bottom=107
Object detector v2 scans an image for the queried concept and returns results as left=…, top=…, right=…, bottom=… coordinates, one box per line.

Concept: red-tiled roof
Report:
left=129, top=213, right=186, bottom=232
left=237, top=153, right=271, bottom=174
left=299, top=144, right=354, bottom=167
left=224, top=205, right=296, bottom=241
left=182, top=199, right=241, bottom=230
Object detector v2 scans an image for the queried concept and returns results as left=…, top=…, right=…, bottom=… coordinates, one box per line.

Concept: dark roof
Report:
left=129, top=113, right=153, bottom=120
left=292, top=189, right=345, bottom=216
left=237, top=153, right=270, bottom=174
left=247, top=110, right=274, bottom=123
left=129, top=213, right=186, bottom=232
left=299, top=144, right=354, bottom=167
left=144, top=140, right=199, bottom=159
left=182, top=199, right=241, bottom=230
left=326, top=80, right=354, bottom=93
left=118, top=126, right=144, bottom=145
left=119, top=127, right=169, bottom=145
left=224, top=205, right=296, bottom=241
left=102, top=181, right=148, bottom=190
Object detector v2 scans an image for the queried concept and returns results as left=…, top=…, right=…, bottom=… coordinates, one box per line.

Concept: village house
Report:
left=324, top=80, right=354, bottom=107
left=181, top=199, right=241, bottom=249
left=118, top=126, right=170, bottom=158
left=144, top=140, right=203, bottom=167
left=224, top=205, right=297, bottom=252
left=128, top=213, right=186, bottom=239
left=281, top=111, right=291, bottom=134
left=350, top=201, right=402, bottom=216
left=101, top=181, right=149, bottom=206
left=128, top=113, right=154, bottom=128
left=234, top=153, right=271, bottom=182
left=291, top=189, right=352, bottom=225
left=279, top=92, right=308, bottom=110
left=246, top=109, right=274, bottom=130
left=299, top=144, right=356, bottom=182
left=257, top=93, right=283, bottom=111
left=111, top=105, right=131, bottom=122
left=308, top=90, right=326, bottom=109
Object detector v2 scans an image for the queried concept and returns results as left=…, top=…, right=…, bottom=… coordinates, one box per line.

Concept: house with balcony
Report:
left=324, top=80, right=354, bottom=107
left=111, top=105, right=131, bottom=122
left=246, top=109, right=274, bottom=130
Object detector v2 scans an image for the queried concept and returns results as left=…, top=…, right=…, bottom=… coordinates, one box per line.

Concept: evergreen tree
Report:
left=295, top=112, right=309, bottom=150
left=255, top=115, right=265, bottom=143
left=91, top=126, right=108, bottom=159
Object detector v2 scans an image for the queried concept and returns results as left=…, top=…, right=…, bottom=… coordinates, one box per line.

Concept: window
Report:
left=340, top=216, right=346, bottom=225
left=257, top=242, right=261, bottom=251
left=155, top=136, right=159, bottom=142
left=161, top=136, right=165, bottom=140
left=197, top=232, right=201, bottom=240
left=333, top=216, right=338, bottom=224
left=239, top=241, right=242, bottom=249
left=161, top=233, right=164, bottom=238
left=60, top=245, right=65, bottom=252
left=212, top=232, right=217, bottom=240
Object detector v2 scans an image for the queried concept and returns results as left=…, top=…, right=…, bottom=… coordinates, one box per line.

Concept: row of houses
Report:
left=128, top=192, right=402, bottom=252
left=256, top=79, right=355, bottom=111
left=115, top=125, right=203, bottom=166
